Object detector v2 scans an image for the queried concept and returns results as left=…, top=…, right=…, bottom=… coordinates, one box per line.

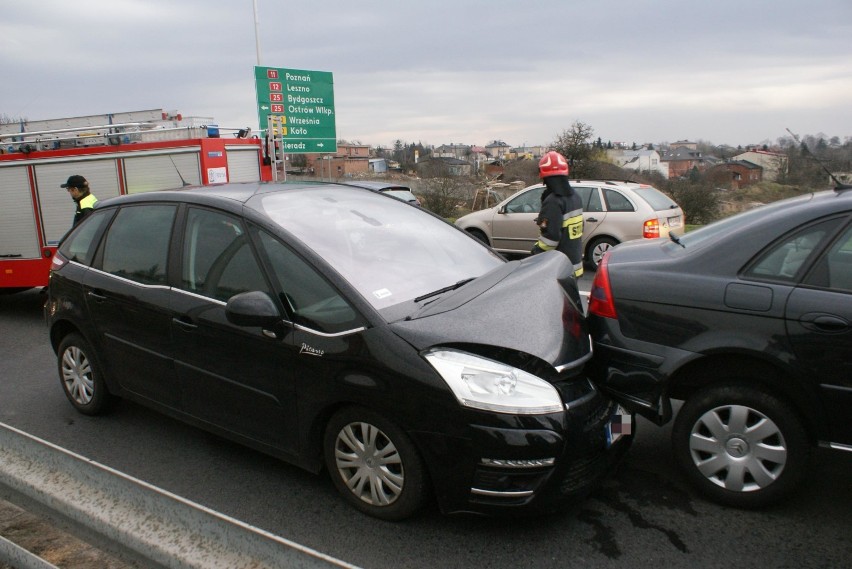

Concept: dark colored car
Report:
left=45, top=182, right=632, bottom=520
left=587, top=187, right=852, bottom=508
left=342, top=180, right=421, bottom=206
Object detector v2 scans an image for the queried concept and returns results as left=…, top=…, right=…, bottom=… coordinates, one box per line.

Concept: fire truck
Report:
left=0, top=109, right=273, bottom=291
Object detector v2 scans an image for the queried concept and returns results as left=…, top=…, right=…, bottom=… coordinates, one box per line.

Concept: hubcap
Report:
left=334, top=422, right=404, bottom=506
left=61, top=346, right=94, bottom=405
left=688, top=404, right=787, bottom=492
left=592, top=243, right=612, bottom=265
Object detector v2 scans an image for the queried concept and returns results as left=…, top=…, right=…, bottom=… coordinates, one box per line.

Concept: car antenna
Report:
left=168, top=154, right=192, bottom=187
left=785, top=128, right=852, bottom=191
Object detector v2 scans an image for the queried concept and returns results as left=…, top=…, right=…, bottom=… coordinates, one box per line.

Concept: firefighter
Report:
left=530, top=151, right=584, bottom=278
left=61, top=175, right=98, bottom=227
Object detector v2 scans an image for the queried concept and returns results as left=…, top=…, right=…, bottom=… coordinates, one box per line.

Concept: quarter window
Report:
left=102, top=205, right=176, bottom=285
left=58, top=209, right=112, bottom=266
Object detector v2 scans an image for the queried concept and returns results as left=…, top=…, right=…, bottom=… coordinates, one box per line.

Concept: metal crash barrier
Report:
left=0, top=422, right=358, bottom=569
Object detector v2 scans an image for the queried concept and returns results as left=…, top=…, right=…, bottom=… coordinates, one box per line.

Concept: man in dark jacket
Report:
left=530, top=151, right=584, bottom=279
left=61, top=175, right=98, bottom=227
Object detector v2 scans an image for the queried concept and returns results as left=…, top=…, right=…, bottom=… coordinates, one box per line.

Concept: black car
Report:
left=45, top=182, right=632, bottom=520
left=587, top=187, right=852, bottom=508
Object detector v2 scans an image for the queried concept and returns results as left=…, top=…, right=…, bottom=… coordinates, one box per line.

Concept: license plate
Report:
left=606, top=405, right=632, bottom=447
left=668, top=216, right=682, bottom=228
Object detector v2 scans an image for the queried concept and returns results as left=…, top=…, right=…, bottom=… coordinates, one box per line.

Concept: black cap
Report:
left=61, top=175, right=87, bottom=189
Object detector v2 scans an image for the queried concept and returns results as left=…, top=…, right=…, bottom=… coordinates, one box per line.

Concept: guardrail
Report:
left=0, top=422, right=359, bottom=569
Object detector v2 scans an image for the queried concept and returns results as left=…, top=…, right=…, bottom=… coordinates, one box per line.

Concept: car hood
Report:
left=389, top=253, right=590, bottom=370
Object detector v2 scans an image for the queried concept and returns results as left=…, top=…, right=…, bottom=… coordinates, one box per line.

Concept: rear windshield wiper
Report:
left=414, top=278, right=476, bottom=303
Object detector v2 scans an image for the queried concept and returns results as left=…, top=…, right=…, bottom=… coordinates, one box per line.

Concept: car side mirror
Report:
left=226, top=291, right=281, bottom=327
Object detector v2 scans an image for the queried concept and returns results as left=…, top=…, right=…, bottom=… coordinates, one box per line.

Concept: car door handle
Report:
left=87, top=290, right=107, bottom=301
left=799, top=313, right=849, bottom=332
left=172, top=317, right=198, bottom=331
left=586, top=217, right=599, bottom=223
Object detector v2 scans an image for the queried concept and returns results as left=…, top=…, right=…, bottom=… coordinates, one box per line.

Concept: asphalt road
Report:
left=1, top=287, right=850, bottom=569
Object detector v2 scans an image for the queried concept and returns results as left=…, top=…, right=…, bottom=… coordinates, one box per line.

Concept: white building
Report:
left=732, top=150, right=788, bottom=181
left=607, top=149, right=669, bottom=178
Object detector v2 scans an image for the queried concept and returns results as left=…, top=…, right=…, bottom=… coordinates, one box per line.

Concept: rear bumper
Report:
left=589, top=341, right=674, bottom=424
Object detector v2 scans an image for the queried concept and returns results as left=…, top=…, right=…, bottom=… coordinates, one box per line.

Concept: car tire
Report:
left=57, top=333, right=115, bottom=415
left=324, top=406, right=429, bottom=521
left=586, top=237, right=618, bottom=269
left=466, top=228, right=490, bottom=247
left=672, top=385, right=810, bottom=509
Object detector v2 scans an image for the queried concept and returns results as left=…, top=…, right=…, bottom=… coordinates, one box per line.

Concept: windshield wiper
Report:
left=669, top=232, right=685, bottom=248
left=414, top=278, right=476, bottom=303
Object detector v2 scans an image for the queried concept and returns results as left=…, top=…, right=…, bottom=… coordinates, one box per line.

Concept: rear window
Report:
left=382, top=189, right=416, bottom=201
left=632, top=186, right=679, bottom=211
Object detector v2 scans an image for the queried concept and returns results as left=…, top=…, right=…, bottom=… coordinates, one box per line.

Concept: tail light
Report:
left=643, top=218, right=660, bottom=238
left=588, top=253, right=617, bottom=319
left=50, top=252, right=68, bottom=272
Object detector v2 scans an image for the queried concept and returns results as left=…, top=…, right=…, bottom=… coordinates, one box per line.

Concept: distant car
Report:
left=587, top=187, right=852, bottom=508
left=455, top=180, right=684, bottom=268
left=45, top=181, right=632, bottom=520
left=343, top=180, right=421, bottom=206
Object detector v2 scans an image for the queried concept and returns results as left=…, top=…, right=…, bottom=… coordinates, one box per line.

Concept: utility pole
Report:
left=253, top=0, right=262, bottom=65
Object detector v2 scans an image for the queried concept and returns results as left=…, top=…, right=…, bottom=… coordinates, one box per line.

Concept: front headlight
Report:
left=423, top=348, right=563, bottom=415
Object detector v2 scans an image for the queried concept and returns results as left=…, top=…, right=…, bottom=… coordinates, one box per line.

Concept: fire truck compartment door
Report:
left=35, top=160, right=121, bottom=246
left=124, top=152, right=201, bottom=194
left=0, top=166, right=40, bottom=259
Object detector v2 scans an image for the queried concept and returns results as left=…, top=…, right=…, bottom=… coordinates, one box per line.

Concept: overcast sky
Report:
left=2, top=0, right=851, bottom=149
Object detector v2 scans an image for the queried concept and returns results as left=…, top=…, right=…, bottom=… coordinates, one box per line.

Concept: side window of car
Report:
left=574, top=186, right=603, bottom=212
left=180, top=208, right=270, bottom=302
left=804, top=223, right=852, bottom=292
left=603, top=189, right=635, bottom=212
left=505, top=187, right=543, bottom=213
left=58, top=209, right=113, bottom=266
left=748, top=218, right=841, bottom=282
left=256, top=230, right=363, bottom=334
left=101, top=205, right=176, bottom=285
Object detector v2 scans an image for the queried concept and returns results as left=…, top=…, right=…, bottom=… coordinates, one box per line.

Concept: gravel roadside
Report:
left=0, top=497, right=138, bottom=569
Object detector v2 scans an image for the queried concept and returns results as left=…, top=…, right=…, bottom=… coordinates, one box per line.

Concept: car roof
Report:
left=95, top=181, right=373, bottom=209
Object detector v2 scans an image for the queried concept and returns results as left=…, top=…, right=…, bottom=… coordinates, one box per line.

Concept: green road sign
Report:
left=255, top=66, right=337, bottom=154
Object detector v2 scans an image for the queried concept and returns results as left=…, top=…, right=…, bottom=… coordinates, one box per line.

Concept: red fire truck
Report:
left=0, top=109, right=272, bottom=291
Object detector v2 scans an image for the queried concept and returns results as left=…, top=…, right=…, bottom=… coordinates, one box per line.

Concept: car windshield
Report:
left=631, top=185, right=679, bottom=210
left=255, top=187, right=504, bottom=312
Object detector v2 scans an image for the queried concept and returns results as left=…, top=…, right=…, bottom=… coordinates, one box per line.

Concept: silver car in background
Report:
left=455, top=180, right=684, bottom=268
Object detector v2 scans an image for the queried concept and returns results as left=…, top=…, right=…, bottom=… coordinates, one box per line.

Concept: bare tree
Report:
left=551, top=121, right=605, bottom=178
left=419, top=176, right=473, bottom=219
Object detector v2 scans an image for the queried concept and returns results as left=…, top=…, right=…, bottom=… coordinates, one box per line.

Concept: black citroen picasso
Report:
left=46, top=182, right=632, bottom=520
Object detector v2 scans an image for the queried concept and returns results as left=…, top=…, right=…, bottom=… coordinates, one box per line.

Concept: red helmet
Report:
left=539, top=151, right=569, bottom=178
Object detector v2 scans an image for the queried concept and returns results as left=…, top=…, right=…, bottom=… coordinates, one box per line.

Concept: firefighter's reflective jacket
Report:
left=73, top=193, right=98, bottom=227
left=532, top=176, right=584, bottom=278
